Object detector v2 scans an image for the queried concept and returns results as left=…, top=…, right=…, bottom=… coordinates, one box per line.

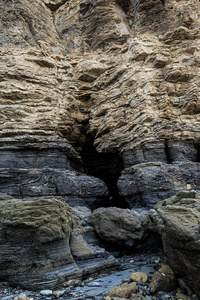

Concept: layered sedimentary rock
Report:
left=0, top=0, right=199, bottom=206
left=0, top=194, right=117, bottom=290
left=0, top=0, right=200, bottom=289
left=150, top=191, right=200, bottom=297
left=118, top=160, right=200, bottom=208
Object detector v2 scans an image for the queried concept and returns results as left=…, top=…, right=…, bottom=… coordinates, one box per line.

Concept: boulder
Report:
left=107, top=282, right=137, bottom=298
left=149, top=191, right=200, bottom=296
left=92, top=207, right=149, bottom=247
left=0, top=194, right=117, bottom=290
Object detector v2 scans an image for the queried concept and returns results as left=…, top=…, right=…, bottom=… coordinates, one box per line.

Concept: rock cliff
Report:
left=0, top=0, right=200, bottom=290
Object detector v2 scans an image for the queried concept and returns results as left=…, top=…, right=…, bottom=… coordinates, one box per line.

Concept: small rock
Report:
left=108, top=282, right=137, bottom=298
left=149, top=265, right=178, bottom=293
left=146, top=296, right=152, bottom=300
left=122, top=278, right=129, bottom=283
left=14, top=294, right=33, bottom=300
left=105, top=296, right=111, bottom=300
left=40, top=290, right=53, bottom=296
left=53, top=290, right=65, bottom=298
left=130, top=272, right=148, bottom=283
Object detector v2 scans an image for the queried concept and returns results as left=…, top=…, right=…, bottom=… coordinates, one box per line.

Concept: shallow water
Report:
left=64, top=253, right=163, bottom=300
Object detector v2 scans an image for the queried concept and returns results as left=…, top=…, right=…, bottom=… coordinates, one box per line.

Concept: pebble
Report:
left=53, top=290, right=65, bottom=298
left=40, top=290, right=53, bottom=296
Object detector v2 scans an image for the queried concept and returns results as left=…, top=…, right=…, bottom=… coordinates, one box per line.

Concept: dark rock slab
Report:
left=0, top=149, right=79, bottom=170
left=122, top=142, right=167, bottom=168
left=117, top=161, right=200, bottom=208
left=0, top=168, right=109, bottom=209
left=167, top=142, right=198, bottom=162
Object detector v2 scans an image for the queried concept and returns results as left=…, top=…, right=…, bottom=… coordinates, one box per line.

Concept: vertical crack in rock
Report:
left=81, top=133, right=127, bottom=208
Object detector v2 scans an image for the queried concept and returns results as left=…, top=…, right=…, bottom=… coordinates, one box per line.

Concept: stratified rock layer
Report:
left=0, top=194, right=117, bottom=290
left=150, top=191, right=200, bottom=296
left=0, top=0, right=200, bottom=289
left=0, top=0, right=199, bottom=156
left=118, top=160, right=200, bottom=208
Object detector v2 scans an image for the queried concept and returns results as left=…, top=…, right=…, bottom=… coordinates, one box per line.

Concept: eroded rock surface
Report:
left=150, top=191, right=200, bottom=296
left=92, top=207, right=149, bottom=247
left=0, top=194, right=117, bottom=290
left=0, top=0, right=200, bottom=290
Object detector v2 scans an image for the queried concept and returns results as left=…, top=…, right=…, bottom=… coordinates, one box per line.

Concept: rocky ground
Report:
left=0, top=249, right=199, bottom=300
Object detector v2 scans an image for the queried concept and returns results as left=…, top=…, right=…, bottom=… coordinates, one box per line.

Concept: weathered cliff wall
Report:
left=0, top=0, right=200, bottom=289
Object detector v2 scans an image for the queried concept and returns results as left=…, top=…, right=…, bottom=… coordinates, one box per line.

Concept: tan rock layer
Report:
left=0, top=0, right=199, bottom=158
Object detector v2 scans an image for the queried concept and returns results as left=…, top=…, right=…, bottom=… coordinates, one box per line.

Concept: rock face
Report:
left=92, top=207, right=149, bottom=247
left=0, top=194, right=117, bottom=290
left=0, top=167, right=109, bottom=208
left=150, top=191, right=200, bottom=296
left=0, top=0, right=199, bottom=209
left=118, top=160, right=200, bottom=208
left=0, top=0, right=200, bottom=290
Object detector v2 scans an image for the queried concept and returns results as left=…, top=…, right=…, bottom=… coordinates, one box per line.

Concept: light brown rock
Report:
left=130, top=272, right=148, bottom=283
left=108, top=282, right=137, bottom=298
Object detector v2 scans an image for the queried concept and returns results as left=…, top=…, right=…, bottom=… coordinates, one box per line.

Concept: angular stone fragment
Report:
left=149, top=265, right=177, bottom=293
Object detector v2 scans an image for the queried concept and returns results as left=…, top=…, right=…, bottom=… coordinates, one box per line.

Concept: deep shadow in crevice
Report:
left=195, top=143, right=200, bottom=163
left=164, top=142, right=172, bottom=164
left=81, top=134, right=128, bottom=208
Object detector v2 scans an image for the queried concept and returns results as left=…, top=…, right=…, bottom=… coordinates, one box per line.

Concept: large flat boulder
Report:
left=150, top=191, right=200, bottom=297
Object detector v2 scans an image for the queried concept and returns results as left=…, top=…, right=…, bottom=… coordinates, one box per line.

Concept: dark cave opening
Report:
left=81, top=134, right=127, bottom=208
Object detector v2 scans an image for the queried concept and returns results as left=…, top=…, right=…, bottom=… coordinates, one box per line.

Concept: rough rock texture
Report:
left=0, top=0, right=199, bottom=211
left=0, top=194, right=117, bottom=290
left=107, top=282, right=137, bottom=298
left=117, top=161, right=200, bottom=208
left=149, top=265, right=177, bottom=293
left=0, top=0, right=199, bottom=154
left=92, top=207, right=149, bottom=247
left=150, top=191, right=200, bottom=296
left=0, top=167, right=109, bottom=208
left=0, top=0, right=200, bottom=289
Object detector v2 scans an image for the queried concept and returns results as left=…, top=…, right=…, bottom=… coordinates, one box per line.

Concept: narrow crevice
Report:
left=81, top=134, right=128, bottom=208
left=195, top=143, right=200, bottom=163
left=164, top=142, right=172, bottom=164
